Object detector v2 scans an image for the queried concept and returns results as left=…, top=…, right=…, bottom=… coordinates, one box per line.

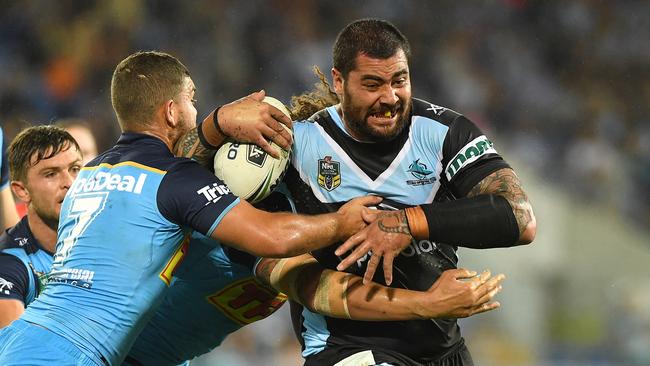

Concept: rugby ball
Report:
left=213, top=96, right=292, bottom=203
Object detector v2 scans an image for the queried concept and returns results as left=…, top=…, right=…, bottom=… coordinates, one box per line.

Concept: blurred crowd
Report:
left=0, top=0, right=647, bottom=365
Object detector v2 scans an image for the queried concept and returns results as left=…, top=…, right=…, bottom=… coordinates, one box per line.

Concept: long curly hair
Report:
left=289, top=66, right=340, bottom=121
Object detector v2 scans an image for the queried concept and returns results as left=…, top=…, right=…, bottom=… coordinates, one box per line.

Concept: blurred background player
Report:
left=12, top=119, right=99, bottom=218
left=0, top=126, right=82, bottom=327
left=277, top=19, right=536, bottom=365
left=0, top=50, right=393, bottom=366
left=0, top=127, right=19, bottom=230
left=56, top=119, right=99, bottom=165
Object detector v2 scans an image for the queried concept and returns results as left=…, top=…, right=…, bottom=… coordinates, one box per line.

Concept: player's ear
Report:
left=332, top=68, right=344, bottom=95
left=163, top=99, right=176, bottom=127
left=11, top=181, right=31, bottom=204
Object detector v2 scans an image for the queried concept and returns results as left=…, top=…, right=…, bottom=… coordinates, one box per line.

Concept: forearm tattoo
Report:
left=377, top=210, right=412, bottom=236
left=175, top=127, right=216, bottom=169
left=467, top=168, right=534, bottom=235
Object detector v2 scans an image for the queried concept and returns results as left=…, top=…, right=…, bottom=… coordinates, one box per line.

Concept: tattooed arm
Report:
left=467, top=168, right=536, bottom=244
left=174, top=126, right=217, bottom=169
left=337, top=169, right=536, bottom=283
left=256, top=255, right=505, bottom=320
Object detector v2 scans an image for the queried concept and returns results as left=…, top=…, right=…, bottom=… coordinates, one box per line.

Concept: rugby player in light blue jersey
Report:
left=0, top=126, right=82, bottom=327
left=0, top=51, right=391, bottom=366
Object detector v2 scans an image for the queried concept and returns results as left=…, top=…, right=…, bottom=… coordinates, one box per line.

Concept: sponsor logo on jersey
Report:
left=14, top=237, right=28, bottom=247
left=0, top=277, right=14, bottom=295
left=206, top=277, right=287, bottom=326
left=197, top=183, right=231, bottom=205
left=318, top=156, right=341, bottom=191
left=426, top=103, right=447, bottom=115
left=48, top=268, right=95, bottom=289
left=72, top=172, right=147, bottom=195
left=28, top=262, right=49, bottom=294
left=246, top=144, right=268, bottom=167
left=445, top=135, right=497, bottom=180
left=406, top=159, right=437, bottom=186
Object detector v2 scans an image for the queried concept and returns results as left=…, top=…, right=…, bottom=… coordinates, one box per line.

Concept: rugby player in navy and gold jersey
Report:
left=0, top=51, right=400, bottom=366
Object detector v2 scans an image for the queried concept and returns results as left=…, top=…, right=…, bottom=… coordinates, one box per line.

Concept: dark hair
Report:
left=8, top=125, right=80, bottom=182
left=111, top=51, right=190, bottom=130
left=332, top=18, right=411, bottom=77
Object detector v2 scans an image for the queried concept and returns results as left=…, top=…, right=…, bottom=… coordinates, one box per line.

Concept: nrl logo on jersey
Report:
left=445, top=135, right=498, bottom=180
left=318, top=156, right=341, bottom=191
left=406, top=159, right=437, bottom=186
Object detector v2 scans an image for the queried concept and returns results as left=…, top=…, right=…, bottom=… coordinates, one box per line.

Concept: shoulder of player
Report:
left=0, top=218, right=39, bottom=254
left=0, top=251, right=30, bottom=277
left=410, top=98, right=463, bottom=127
left=293, top=108, right=331, bottom=130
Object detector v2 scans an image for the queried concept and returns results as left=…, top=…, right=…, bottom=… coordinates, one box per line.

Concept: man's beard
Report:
left=34, top=205, right=59, bottom=231
left=342, top=90, right=411, bottom=142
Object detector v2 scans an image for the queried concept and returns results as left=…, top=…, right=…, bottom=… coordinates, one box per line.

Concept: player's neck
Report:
left=26, top=210, right=57, bottom=254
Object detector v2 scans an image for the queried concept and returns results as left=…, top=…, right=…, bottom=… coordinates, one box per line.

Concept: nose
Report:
left=61, top=171, right=75, bottom=190
left=379, top=84, right=399, bottom=106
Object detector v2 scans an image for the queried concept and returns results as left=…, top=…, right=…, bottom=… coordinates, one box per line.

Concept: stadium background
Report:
left=0, top=1, right=648, bottom=365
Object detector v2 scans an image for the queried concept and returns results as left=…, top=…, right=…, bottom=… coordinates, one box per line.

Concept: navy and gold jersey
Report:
left=20, top=133, right=240, bottom=366
left=0, top=216, right=53, bottom=306
left=286, top=98, right=509, bottom=361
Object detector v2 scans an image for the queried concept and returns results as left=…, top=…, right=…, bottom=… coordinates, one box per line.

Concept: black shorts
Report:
left=303, top=340, right=473, bottom=366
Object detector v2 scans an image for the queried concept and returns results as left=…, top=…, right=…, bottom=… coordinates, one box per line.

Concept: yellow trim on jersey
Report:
left=82, top=161, right=166, bottom=175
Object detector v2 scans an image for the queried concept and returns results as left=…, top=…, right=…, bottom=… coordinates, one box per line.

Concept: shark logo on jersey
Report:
left=318, top=156, right=341, bottom=191
left=406, top=159, right=437, bottom=186
left=445, top=135, right=498, bottom=180
left=0, top=277, right=14, bottom=295
left=246, top=145, right=267, bottom=168
left=426, top=103, right=447, bottom=115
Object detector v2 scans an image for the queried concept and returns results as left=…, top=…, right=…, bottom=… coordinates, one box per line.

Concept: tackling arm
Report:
left=256, top=255, right=505, bottom=320
left=211, top=195, right=381, bottom=258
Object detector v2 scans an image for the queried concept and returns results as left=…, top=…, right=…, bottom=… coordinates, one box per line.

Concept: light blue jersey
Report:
left=125, top=232, right=286, bottom=366
left=1, top=133, right=240, bottom=366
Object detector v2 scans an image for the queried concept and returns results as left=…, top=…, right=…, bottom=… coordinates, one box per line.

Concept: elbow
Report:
left=517, top=212, right=537, bottom=245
